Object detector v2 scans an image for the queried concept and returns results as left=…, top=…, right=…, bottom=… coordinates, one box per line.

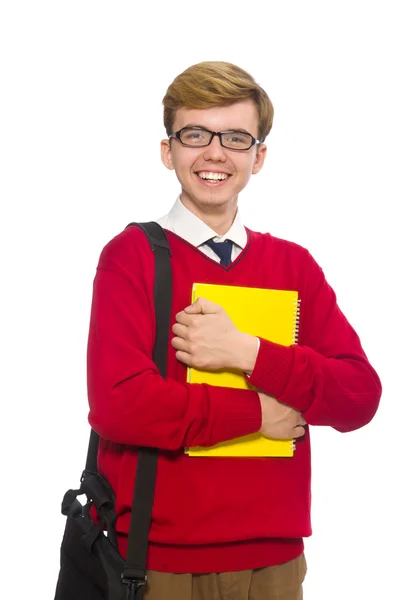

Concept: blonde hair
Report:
left=162, top=61, right=274, bottom=142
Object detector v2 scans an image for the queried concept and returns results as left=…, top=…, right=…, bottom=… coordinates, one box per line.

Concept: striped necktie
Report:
left=205, top=238, right=233, bottom=266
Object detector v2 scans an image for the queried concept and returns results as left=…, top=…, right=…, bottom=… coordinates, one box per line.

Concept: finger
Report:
left=293, top=425, right=306, bottom=438
left=175, top=350, right=193, bottom=366
left=175, top=310, right=194, bottom=327
left=171, top=323, right=188, bottom=338
left=171, top=336, right=189, bottom=352
left=296, top=414, right=307, bottom=426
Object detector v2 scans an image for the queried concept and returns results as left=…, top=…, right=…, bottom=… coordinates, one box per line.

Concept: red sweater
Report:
left=87, top=225, right=381, bottom=573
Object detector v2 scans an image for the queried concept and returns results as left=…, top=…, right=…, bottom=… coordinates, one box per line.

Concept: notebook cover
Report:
left=186, top=283, right=300, bottom=458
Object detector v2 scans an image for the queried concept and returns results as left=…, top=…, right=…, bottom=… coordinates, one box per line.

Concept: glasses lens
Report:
left=221, top=131, right=254, bottom=149
left=179, top=128, right=212, bottom=146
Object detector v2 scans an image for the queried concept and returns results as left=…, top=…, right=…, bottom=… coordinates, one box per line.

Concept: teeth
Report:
left=197, top=172, right=229, bottom=181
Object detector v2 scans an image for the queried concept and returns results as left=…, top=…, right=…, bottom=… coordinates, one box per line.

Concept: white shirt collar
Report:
left=157, top=196, right=247, bottom=249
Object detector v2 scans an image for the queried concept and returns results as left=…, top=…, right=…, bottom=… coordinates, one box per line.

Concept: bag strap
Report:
left=122, top=222, right=172, bottom=592
left=83, top=221, right=172, bottom=597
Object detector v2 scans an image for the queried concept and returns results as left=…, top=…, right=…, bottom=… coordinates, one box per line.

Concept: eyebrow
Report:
left=182, top=124, right=252, bottom=134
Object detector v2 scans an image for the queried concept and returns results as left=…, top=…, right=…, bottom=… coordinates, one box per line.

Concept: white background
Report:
left=1, top=1, right=396, bottom=598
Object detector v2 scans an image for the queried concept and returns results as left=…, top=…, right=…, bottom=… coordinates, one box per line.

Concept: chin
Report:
left=198, top=194, right=237, bottom=210
left=188, top=186, right=239, bottom=207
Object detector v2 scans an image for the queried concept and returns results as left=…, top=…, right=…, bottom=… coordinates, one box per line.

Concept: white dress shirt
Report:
left=156, top=196, right=247, bottom=262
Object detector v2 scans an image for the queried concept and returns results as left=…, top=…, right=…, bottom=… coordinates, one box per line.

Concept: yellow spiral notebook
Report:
left=186, top=283, right=300, bottom=458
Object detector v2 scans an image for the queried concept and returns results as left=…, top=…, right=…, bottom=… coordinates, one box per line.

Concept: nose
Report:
left=203, top=134, right=227, bottom=161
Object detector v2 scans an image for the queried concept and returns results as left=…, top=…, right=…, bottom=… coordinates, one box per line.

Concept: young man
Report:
left=87, top=62, right=382, bottom=600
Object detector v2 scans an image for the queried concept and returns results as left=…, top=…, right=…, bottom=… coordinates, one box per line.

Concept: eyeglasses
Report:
left=169, top=126, right=260, bottom=150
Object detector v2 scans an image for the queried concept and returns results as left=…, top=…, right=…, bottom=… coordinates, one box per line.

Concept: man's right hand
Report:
left=257, top=392, right=306, bottom=440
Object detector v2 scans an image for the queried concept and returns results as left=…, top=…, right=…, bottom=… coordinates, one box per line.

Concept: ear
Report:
left=252, top=144, right=267, bottom=175
left=160, top=139, right=175, bottom=170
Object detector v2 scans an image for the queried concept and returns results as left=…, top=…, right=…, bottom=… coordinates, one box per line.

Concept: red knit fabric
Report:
left=87, top=225, right=381, bottom=573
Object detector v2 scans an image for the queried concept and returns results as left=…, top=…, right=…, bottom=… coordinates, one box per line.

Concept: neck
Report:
left=180, top=193, right=238, bottom=236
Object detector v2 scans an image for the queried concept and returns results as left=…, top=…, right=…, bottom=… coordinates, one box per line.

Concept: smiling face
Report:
left=160, top=99, right=267, bottom=221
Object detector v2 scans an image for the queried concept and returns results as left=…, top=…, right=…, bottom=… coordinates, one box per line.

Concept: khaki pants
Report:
left=143, top=553, right=307, bottom=600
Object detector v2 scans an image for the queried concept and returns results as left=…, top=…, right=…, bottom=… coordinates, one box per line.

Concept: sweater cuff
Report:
left=245, top=338, right=294, bottom=398
left=205, top=386, right=262, bottom=446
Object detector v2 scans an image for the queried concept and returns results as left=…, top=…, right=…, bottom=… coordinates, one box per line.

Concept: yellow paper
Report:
left=186, top=283, right=300, bottom=458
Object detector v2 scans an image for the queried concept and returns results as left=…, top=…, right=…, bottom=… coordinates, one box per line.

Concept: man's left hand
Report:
left=171, top=297, right=258, bottom=373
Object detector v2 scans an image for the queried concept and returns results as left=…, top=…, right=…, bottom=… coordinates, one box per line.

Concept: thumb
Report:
left=185, top=297, right=220, bottom=314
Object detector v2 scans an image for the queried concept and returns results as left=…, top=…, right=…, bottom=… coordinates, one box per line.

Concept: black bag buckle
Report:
left=121, top=574, right=147, bottom=599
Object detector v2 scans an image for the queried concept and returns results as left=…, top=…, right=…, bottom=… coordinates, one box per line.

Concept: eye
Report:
left=230, top=135, right=246, bottom=143
left=186, top=131, right=205, bottom=140
left=179, top=128, right=211, bottom=146
left=222, top=131, right=253, bottom=149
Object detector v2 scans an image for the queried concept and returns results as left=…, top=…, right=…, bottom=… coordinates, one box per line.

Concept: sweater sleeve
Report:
left=246, top=250, right=382, bottom=432
left=87, top=229, right=261, bottom=450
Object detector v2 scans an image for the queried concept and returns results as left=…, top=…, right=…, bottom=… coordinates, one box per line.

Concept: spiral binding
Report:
left=292, top=298, right=301, bottom=344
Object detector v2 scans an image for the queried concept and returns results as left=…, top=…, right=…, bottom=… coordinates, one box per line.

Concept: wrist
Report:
left=233, top=332, right=259, bottom=374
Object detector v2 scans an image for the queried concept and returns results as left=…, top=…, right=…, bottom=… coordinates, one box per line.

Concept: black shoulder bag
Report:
left=54, top=222, right=172, bottom=600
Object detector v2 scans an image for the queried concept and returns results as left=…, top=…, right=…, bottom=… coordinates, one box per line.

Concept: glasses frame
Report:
left=169, top=126, right=261, bottom=151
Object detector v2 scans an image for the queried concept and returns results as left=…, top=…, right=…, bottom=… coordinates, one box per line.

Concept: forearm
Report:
left=248, top=338, right=381, bottom=432
left=88, top=264, right=261, bottom=450
left=88, top=348, right=261, bottom=450
left=245, top=251, right=382, bottom=432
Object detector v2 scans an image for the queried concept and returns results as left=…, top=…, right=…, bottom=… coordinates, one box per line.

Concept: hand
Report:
left=171, top=297, right=258, bottom=372
left=257, top=392, right=306, bottom=440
